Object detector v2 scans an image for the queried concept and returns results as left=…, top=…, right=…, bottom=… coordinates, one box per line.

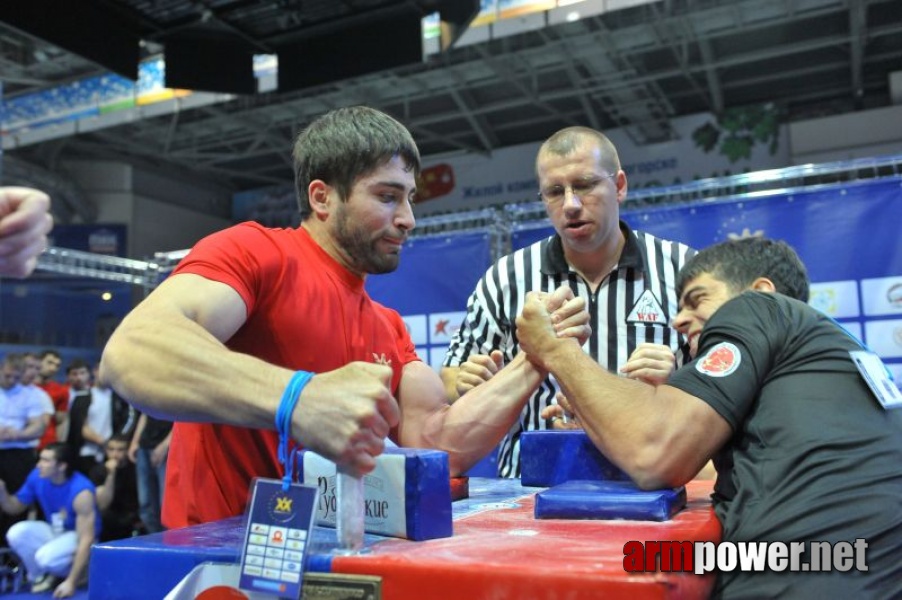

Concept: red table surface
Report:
left=331, top=479, right=721, bottom=600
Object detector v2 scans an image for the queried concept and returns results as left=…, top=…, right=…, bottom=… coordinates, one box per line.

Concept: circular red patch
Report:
left=696, top=342, right=741, bottom=377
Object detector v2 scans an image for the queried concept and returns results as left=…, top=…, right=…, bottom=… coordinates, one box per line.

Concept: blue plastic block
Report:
left=297, top=447, right=453, bottom=541
left=534, top=480, right=687, bottom=521
left=519, top=430, right=630, bottom=487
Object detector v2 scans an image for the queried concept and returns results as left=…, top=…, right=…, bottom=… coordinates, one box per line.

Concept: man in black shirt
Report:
left=517, top=237, right=902, bottom=598
left=90, top=435, right=139, bottom=542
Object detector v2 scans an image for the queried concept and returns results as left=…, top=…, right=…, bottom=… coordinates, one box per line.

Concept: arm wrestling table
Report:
left=88, top=478, right=720, bottom=600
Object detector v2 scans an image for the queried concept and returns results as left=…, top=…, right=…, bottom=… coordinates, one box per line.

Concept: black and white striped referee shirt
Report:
left=443, top=221, right=696, bottom=477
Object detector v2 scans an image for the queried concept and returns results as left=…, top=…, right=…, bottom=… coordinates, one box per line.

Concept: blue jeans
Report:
left=135, top=447, right=167, bottom=533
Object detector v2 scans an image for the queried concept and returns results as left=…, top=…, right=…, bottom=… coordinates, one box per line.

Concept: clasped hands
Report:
left=517, top=291, right=678, bottom=431
left=454, top=285, right=591, bottom=397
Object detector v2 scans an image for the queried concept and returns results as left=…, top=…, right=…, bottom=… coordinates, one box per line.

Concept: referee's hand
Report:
left=455, top=350, right=504, bottom=397
left=540, top=393, right=581, bottom=430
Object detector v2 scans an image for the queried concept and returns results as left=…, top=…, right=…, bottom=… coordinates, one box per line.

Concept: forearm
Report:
left=0, top=493, right=26, bottom=516
left=420, top=354, right=544, bottom=475
left=537, top=341, right=684, bottom=487
left=16, top=417, right=47, bottom=442
left=81, top=426, right=105, bottom=446
left=95, top=476, right=114, bottom=511
left=100, top=304, right=292, bottom=430
left=66, top=535, right=93, bottom=587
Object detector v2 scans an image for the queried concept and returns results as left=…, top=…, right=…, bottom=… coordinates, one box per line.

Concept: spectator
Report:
left=78, top=367, right=136, bottom=475
left=90, top=435, right=140, bottom=542
left=128, top=413, right=171, bottom=533
left=36, top=349, right=69, bottom=450
left=0, top=353, right=53, bottom=545
left=63, top=361, right=92, bottom=476
left=0, top=442, right=99, bottom=597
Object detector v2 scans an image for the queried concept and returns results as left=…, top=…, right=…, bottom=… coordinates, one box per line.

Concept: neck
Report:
left=564, top=230, right=626, bottom=290
left=300, top=221, right=366, bottom=280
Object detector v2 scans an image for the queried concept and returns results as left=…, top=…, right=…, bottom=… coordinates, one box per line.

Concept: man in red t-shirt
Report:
left=99, top=106, right=590, bottom=527
left=35, top=350, right=69, bottom=450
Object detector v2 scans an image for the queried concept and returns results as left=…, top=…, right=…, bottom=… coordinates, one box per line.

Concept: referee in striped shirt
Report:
left=441, top=126, right=696, bottom=478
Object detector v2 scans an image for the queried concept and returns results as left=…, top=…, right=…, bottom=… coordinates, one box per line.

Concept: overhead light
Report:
left=101, top=291, right=112, bottom=301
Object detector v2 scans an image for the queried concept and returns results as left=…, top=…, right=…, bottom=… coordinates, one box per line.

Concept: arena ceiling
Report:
left=1, top=0, right=901, bottom=222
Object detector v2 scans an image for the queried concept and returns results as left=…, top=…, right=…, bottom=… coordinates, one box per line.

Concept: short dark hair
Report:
left=293, top=105, right=420, bottom=220
left=107, top=433, right=131, bottom=447
left=43, top=442, right=75, bottom=477
left=40, top=349, right=61, bottom=360
left=67, top=359, right=90, bottom=374
left=677, top=237, right=810, bottom=302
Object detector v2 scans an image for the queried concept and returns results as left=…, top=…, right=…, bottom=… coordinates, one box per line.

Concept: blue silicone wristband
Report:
left=276, top=370, right=314, bottom=490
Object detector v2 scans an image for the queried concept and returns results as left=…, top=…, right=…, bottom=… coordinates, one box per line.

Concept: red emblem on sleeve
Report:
left=696, top=342, right=741, bottom=377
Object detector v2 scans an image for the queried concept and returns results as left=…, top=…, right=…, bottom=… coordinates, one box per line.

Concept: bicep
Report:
left=135, top=274, right=248, bottom=342
left=73, top=490, right=95, bottom=518
left=398, top=361, right=449, bottom=447
left=656, top=385, right=732, bottom=482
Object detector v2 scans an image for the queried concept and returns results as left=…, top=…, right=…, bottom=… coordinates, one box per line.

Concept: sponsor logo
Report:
left=434, top=319, right=450, bottom=336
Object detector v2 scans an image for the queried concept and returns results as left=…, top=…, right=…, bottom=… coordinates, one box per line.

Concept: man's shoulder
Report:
left=492, top=235, right=556, bottom=271
left=69, top=471, right=97, bottom=492
left=191, top=222, right=302, bottom=256
left=630, top=227, right=695, bottom=252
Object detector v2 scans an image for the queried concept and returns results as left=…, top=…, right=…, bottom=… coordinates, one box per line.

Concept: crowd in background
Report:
left=0, top=348, right=172, bottom=548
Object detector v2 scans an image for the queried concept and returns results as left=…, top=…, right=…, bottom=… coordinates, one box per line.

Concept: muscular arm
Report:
left=100, top=273, right=399, bottom=477
left=100, top=273, right=286, bottom=424
left=399, top=286, right=589, bottom=475
left=517, top=294, right=731, bottom=489
left=398, top=353, right=546, bottom=475
left=54, top=490, right=95, bottom=598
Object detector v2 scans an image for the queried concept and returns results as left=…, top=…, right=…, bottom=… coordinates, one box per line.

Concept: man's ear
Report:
left=615, top=170, right=629, bottom=205
left=750, top=277, right=777, bottom=293
left=307, top=180, right=331, bottom=220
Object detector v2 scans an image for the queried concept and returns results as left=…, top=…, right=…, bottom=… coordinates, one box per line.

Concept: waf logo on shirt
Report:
left=695, top=342, right=741, bottom=377
left=626, top=290, right=667, bottom=325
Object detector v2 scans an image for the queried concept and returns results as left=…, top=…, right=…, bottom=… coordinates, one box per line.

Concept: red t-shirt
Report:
left=37, top=380, right=69, bottom=450
left=163, top=223, right=418, bottom=527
